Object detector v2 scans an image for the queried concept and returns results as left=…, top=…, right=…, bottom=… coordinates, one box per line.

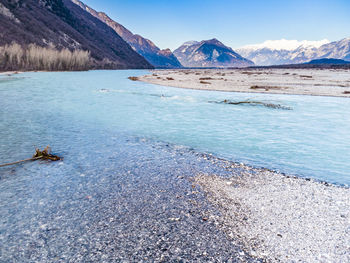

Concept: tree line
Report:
left=0, top=42, right=91, bottom=71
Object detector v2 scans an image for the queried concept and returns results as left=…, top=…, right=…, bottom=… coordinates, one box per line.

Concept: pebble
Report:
left=196, top=169, right=350, bottom=262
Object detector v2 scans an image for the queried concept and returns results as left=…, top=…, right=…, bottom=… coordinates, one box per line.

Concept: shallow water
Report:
left=1, top=70, right=349, bottom=185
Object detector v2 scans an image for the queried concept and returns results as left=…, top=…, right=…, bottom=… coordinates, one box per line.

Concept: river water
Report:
left=1, top=70, right=349, bottom=185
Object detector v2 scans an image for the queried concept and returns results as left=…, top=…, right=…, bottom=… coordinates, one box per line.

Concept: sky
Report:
left=83, top=0, right=350, bottom=51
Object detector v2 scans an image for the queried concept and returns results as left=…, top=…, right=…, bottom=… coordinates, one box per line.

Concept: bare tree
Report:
left=0, top=42, right=91, bottom=71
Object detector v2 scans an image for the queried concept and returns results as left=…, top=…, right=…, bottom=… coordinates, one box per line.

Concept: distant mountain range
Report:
left=237, top=38, right=350, bottom=66
left=71, top=0, right=182, bottom=68
left=173, top=39, right=254, bottom=68
left=0, top=0, right=152, bottom=69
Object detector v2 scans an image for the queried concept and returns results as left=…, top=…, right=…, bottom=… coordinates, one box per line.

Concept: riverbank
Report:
left=194, top=159, right=350, bottom=262
left=0, top=71, right=22, bottom=75
left=138, top=68, right=350, bottom=97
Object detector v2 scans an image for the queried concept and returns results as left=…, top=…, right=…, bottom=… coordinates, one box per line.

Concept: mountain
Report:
left=236, top=39, right=329, bottom=66
left=173, top=39, right=254, bottom=68
left=307, top=58, right=350, bottom=65
left=0, top=0, right=152, bottom=69
left=71, top=0, right=182, bottom=68
left=315, top=38, right=350, bottom=61
left=236, top=38, right=350, bottom=66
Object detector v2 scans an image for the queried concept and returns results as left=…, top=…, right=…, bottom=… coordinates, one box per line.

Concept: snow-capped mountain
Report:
left=236, top=38, right=350, bottom=66
left=238, top=39, right=330, bottom=52
left=173, top=39, right=254, bottom=68
left=316, top=38, right=350, bottom=61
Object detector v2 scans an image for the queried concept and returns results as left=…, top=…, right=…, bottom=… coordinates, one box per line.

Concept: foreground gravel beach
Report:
left=0, top=137, right=260, bottom=262
left=195, top=160, right=350, bottom=262
left=1, top=137, right=349, bottom=262
left=138, top=68, right=350, bottom=97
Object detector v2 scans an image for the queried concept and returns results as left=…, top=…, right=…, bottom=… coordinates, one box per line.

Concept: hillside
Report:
left=0, top=0, right=153, bottom=70
left=71, top=0, right=182, bottom=68
left=307, top=58, right=350, bottom=65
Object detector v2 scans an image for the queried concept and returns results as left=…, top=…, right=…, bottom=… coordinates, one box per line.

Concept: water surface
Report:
left=1, top=70, right=349, bottom=184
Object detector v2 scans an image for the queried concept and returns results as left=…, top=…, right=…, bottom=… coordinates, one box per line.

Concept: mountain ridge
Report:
left=71, top=0, right=182, bottom=68
left=236, top=38, right=350, bottom=66
left=238, top=39, right=330, bottom=51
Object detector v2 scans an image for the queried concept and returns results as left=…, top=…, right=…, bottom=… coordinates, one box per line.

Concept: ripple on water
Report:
left=0, top=70, right=349, bottom=185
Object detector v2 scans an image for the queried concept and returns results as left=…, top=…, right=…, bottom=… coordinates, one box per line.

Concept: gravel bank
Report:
left=138, top=68, right=350, bottom=97
left=0, top=136, right=260, bottom=262
left=195, top=164, right=350, bottom=262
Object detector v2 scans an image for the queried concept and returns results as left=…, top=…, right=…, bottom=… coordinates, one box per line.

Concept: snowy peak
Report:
left=239, top=39, right=330, bottom=51
left=236, top=38, right=350, bottom=66
left=182, top=40, right=199, bottom=46
left=203, top=38, right=225, bottom=46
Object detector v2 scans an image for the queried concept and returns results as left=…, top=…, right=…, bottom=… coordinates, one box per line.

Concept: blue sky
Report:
left=83, top=0, right=350, bottom=50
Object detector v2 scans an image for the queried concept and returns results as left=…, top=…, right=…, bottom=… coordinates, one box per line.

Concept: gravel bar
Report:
left=195, top=161, right=350, bottom=262
left=138, top=68, right=350, bottom=97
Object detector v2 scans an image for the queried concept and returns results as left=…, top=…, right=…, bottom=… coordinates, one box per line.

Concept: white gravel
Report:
left=195, top=166, right=350, bottom=262
left=138, top=68, right=350, bottom=97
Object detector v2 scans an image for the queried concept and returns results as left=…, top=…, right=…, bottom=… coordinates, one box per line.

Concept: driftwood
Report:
left=128, top=76, right=139, bottom=81
left=250, top=85, right=287, bottom=91
left=209, top=99, right=292, bottom=110
left=0, top=146, right=61, bottom=168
